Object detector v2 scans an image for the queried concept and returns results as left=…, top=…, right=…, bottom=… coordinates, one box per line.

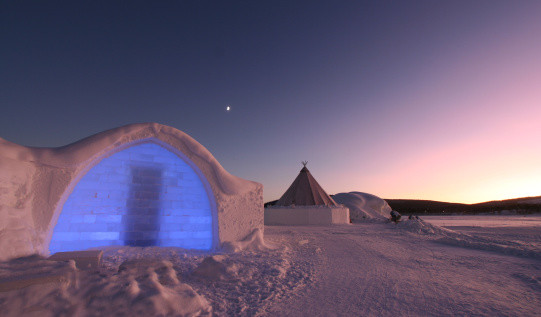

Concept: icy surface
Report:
left=422, top=214, right=541, bottom=227
left=1, top=216, right=539, bottom=316
left=332, top=191, right=392, bottom=221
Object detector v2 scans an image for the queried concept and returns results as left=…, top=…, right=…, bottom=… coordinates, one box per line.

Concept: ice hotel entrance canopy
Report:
left=0, top=123, right=263, bottom=261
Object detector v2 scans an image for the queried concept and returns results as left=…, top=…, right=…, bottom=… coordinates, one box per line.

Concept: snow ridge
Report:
left=397, top=218, right=541, bottom=259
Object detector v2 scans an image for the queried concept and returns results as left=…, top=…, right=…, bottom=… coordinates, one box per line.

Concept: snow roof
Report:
left=0, top=123, right=256, bottom=195
left=276, top=164, right=338, bottom=206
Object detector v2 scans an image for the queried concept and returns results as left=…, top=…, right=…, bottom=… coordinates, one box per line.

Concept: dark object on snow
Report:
left=390, top=210, right=402, bottom=223
left=49, top=250, right=103, bottom=269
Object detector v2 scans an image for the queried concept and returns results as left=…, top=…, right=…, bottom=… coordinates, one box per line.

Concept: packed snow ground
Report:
left=1, top=217, right=539, bottom=316
left=422, top=214, right=541, bottom=227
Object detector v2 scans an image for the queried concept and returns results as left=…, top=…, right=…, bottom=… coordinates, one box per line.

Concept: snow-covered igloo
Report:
left=0, top=123, right=263, bottom=261
left=332, top=192, right=392, bottom=221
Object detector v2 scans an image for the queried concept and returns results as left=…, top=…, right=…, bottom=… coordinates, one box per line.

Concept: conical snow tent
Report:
left=276, top=164, right=338, bottom=206
left=265, top=162, right=349, bottom=225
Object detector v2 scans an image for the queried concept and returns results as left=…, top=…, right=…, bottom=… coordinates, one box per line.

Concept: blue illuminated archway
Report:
left=49, top=141, right=214, bottom=253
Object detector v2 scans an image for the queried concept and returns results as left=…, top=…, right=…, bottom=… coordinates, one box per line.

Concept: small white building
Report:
left=264, top=163, right=349, bottom=225
left=0, top=123, right=263, bottom=261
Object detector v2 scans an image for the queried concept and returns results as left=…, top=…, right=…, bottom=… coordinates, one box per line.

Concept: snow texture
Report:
left=1, top=216, right=539, bottom=316
left=388, top=217, right=541, bottom=259
left=266, top=219, right=540, bottom=316
left=0, top=123, right=263, bottom=261
left=0, top=255, right=211, bottom=316
left=221, top=228, right=276, bottom=253
left=332, top=191, right=392, bottom=221
left=423, top=214, right=541, bottom=227
left=0, top=239, right=308, bottom=316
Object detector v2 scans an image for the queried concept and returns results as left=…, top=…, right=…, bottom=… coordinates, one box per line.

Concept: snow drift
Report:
left=0, top=256, right=212, bottom=316
left=1, top=217, right=538, bottom=316
left=397, top=217, right=541, bottom=259
left=332, top=192, right=392, bottom=221
left=0, top=123, right=263, bottom=261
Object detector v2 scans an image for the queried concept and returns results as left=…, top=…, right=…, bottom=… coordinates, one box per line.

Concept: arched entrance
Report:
left=49, top=140, right=215, bottom=253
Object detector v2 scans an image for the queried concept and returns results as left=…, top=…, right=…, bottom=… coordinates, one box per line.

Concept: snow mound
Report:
left=0, top=256, right=211, bottom=316
left=222, top=229, right=276, bottom=253
left=191, top=255, right=238, bottom=281
left=0, top=255, right=78, bottom=292
left=96, top=240, right=309, bottom=315
left=332, top=192, right=392, bottom=221
left=395, top=217, right=455, bottom=235
left=396, top=218, right=541, bottom=259
left=435, top=232, right=541, bottom=259
left=111, top=259, right=211, bottom=316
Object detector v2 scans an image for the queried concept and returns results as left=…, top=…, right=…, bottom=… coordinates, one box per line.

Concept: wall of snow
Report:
left=332, top=192, right=392, bottom=221
left=0, top=156, right=41, bottom=258
left=264, top=206, right=350, bottom=225
left=0, top=123, right=263, bottom=261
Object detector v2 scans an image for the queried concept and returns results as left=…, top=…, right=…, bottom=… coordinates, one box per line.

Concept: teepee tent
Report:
left=265, top=162, right=349, bottom=225
left=276, top=163, right=338, bottom=207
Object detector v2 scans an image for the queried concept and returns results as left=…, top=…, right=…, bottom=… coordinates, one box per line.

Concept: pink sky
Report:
left=319, top=16, right=541, bottom=204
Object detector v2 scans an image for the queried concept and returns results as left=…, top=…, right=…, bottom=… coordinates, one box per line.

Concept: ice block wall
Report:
left=49, top=142, right=213, bottom=253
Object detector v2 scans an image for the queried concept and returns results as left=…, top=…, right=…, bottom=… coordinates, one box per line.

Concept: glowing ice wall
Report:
left=49, top=142, right=213, bottom=253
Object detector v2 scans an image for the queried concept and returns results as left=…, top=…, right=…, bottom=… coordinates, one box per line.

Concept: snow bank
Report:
left=191, top=255, right=238, bottom=281
left=332, top=192, right=392, bottom=221
left=422, top=215, right=541, bottom=227
left=435, top=235, right=541, bottom=259
left=221, top=228, right=276, bottom=253
left=0, top=123, right=263, bottom=260
left=114, top=259, right=211, bottom=316
left=396, top=218, right=541, bottom=259
left=395, top=217, right=455, bottom=236
left=0, top=235, right=310, bottom=316
left=0, top=256, right=211, bottom=316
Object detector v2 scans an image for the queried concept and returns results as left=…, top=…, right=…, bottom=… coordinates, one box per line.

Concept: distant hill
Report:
left=385, top=195, right=541, bottom=215
left=264, top=195, right=541, bottom=215
left=383, top=199, right=466, bottom=214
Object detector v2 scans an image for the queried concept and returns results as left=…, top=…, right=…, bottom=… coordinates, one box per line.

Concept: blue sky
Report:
left=2, top=1, right=540, bottom=203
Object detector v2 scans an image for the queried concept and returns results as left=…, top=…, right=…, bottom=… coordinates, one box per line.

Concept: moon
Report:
left=226, top=105, right=231, bottom=111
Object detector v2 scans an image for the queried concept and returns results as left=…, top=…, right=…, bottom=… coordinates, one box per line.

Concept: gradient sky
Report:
left=2, top=1, right=540, bottom=204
